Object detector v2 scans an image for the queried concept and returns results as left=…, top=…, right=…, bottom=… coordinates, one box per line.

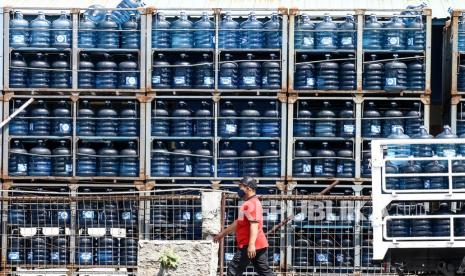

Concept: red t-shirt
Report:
left=235, top=196, right=268, bottom=250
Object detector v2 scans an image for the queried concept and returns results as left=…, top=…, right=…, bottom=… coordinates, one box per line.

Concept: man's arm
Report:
left=247, top=222, right=259, bottom=258
left=213, top=220, right=237, bottom=242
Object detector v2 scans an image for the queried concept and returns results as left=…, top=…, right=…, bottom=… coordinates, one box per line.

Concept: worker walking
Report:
left=214, top=176, right=275, bottom=276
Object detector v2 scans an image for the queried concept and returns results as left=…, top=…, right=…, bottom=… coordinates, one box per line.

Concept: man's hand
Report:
left=247, top=244, right=256, bottom=259
left=213, top=232, right=224, bottom=243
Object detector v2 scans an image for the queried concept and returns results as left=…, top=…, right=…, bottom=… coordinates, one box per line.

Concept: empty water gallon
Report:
left=171, top=12, right=193, bottom=48
left=219, top=53, right=239, bottom=89
left=240, top=142, right=261, bottom=177
left=218, top=141, right=239, bottom=177
left=28, top=140, right=51, bottom=176
left=194, top=101, right=212, bottom=136
left=405, top=102, right=423, bottom=136
left=435, top=125, right=458, bottom=161
left=314, top=142, right=336, bottom=177
left=50, top=229, right=68, bottom=265
left=78, top=53, right=95, bottom=88
left=423, top=161, right=447, bottom=189
left=264, top=12, right=281, bottom=48
left=362, top=102, right=381, bottom=137
left=110, top=0, right=144, bottom=25
left=385, top=161, right=400, bottom=190
left=9, top=140, right=28, bottom=176
left=387, top=204, right=411, bottom=237
left=411, top=126, right=433, bottom=160
left=79, top=14, right=96, bottom=48
left=96, top=230, right=118, bottom=265
left=52, top=140, right=72, bottom=176
left=383, top=102, right=404, bottom=137
left=262, top=54, right=281, bottom=89
left=459, top=16, right=465, bottom=52
left=76, top=234, right=94, bottom=265
left=339, top=101, right=355, bottom=137
left=118, top=54, right=139, bottom=89
left=294, top=101, right=313, bottom=137
left=261, top=101, right=280, bottom=137
left=96, top=101, right=118, bottom=136
left=453, top=160, right=465, bottom=189
left=386, top=127, right=411, bottom=167
left=121, top=13, right=140, bottom=49
left=295, top=54, right=315, bottom=89
left=10, top=11, right=29, bottom=48
left=194, top=54, right=214, bottom=89
left=363, top=14, right=383, bottom=49
left=97, top=141, right=119, bottom=176
left=51, top=53, right=70, bottom=88
left=262, top=142, right=280, bottom=177
left=172, top=53, right=192, bottom=88
left=193, top=141, right=213, bottom=177
left=459, top=65, right=465, bottom=92
left=384, top=15, right=406, bottom=50
left=9, top=52, right=27, bottom=88
left=411, top=208, right=432, bottom=237
left=52, top=11, right=72, bottom=48
left=77, top=100, right=95, bottom=136
left=317, top=54, right=339, bottom=90
left=407, top=15, right=425, bottom=50
left=363, top=54, right=384, bottom=90
left=407, top=57, right=425, bottom=90
left=152, top=12, right=170, bottom=48
left=339, top=54, right=356, bottom=90
left=337, top=142, right=354, bottom=178
left=432, top=203, right=452, bottom=236
left=194, top=12, right=214, bottom=48
left=120, top=231, right=137, bottom=266
left=240, top=12, right=264, bottom=49
left=8, top=235, right=25, bottom=265
left=315, top=14, right=337, bottom=50
left=171, top=101, right=192, bottom=136
left=151, top=141, right=170, bottom=176
left=315, top=102, right=336, bottom=137
left=295, top=14, right=314, bottom=49
left=95, top=53, right=117, bottom=89
left=151, top=101, right=170, bottom=136
left=119, top=141, right=138, bottom=177
left=384, top=54, right=407, bottom=92
left=97, top=13, right=119, bottom=49
left=219, top=101, right=238, bottom=137
left=399, top=161, right=423, bottom=189
left=52, top=100, right=72, bottom=136
left=219, top=12, right=239, bottom=49
left=27, top=230, right=49, bottom=264
left=29, top=100, right=51, bottom=135
left=9, top=99, right=29, bottom=135
left=171, top=141, right=193, bottom=177
left=152, top=53, right=171, bottom=88
left=239, top=101, right=261, bottom=137
left=77, top=142, right=97, bottom=176
left=30, top=12, right=51, bottom=48
left=338, top=15, right=356, bottom=49
left=239, top=53, right=261, bottom=89
left=119, top=101, right=139, bottom=136
left=28, top=53, right=50, bottom=88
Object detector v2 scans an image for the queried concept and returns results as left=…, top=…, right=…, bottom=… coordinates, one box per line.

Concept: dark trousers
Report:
left=226, top=247, right=275, bottom=276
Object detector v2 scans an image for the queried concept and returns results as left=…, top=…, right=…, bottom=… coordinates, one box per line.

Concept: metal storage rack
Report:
left=371, top=138, right=465, bottom=261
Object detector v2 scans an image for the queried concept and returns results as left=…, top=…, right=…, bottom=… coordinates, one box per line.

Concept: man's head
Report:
left=237, top=176, right=257, bottom=199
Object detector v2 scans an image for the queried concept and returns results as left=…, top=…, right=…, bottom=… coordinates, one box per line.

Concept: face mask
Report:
left=237, top=189, right=246, bottom=198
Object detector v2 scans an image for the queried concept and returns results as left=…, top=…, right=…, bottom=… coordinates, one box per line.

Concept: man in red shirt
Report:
left=214, top=176, right=274, bottom=276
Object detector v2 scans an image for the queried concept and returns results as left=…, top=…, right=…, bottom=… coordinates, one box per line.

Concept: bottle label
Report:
left=306, top=77, right=315, bottom=86
left=443, top=149, right=456, bottom=157
left=408, top=37, right=414, bottom=46
left=303, top=36, right=314, bottom=46
left=185, top=164, right=192, bottom=173
left=18, top=163, right=28, bottom=172
left=152, top=75, right=161, bottom=84
left=243, top=76, right=256, bottom=85
left=182, top=212, right=191, bottom=220
left=267, top=213, right=278, bottom=221
left=341, top=37, right=353, bottom=45
left=371, top=125, right=381, bottom=134
left=55, top=35, right=66, bottom=43
left=51, top=252, right=60, bottom=260
left=388, top=36, right=400, bottom=46
left=386, top=77, right=397, bottom=86
left=316, top=253, right=328, bottom=262
left=58, top=211, right=69, bottom=220
left=321, top=36, right=333, bottom=45
left=262, top=76, right=268, bottom=85
left=122, top=211, right=132, bottom=220
left=82, top=210, right=94, bottom=219
left=195, top=212, right=202, bottom=220
left=8, top=252, right=20, bottom=260
left=60, top=123, right=71, bottom=133
left=12, top=35, right=25, bottom=44
left=174, top=76, right=186, bottom=85
left=424, top=179, right=431, bottom=189
left=303, top=164, right=312, bottom=173
left=225, top=124, right=237, bottom=133
left=126, top=77, right=137, bottom=86
left=343, top=124, right=355, bottom=134
left=66, top=164, right=72, bottom=173
left=220, top=77, right=232, bottom=85
left=391, top=125, right=403, bottom=132
left=273, top=253, right=280, bottom=263
left=225, top=253, right=235, bottom=261
left=314, top=165, right=323, bottom=174
left=29, top=123, right=34, bottom=131
left=336, top=253, right=344, bottom=263
left=337, top=164, right=344, bottom=174
left=204, top=77, right=214, bottom=85
left=81, top=252, right=92, bottom=261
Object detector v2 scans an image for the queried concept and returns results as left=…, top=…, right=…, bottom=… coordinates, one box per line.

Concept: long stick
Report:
left=0, top=98, right=34, bottom=130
